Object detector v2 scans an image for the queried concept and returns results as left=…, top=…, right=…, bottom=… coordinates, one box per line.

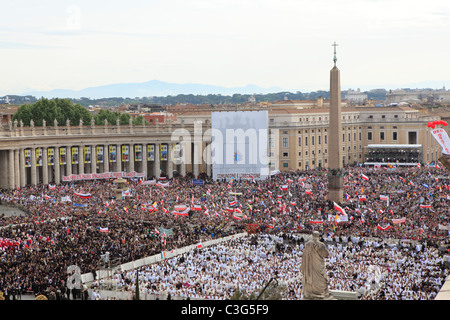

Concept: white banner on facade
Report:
left=430, top=128, right=450, bottom=155
left=62, top=171, right=145, bottom=182
left=211, top=110, right=269, bottom=181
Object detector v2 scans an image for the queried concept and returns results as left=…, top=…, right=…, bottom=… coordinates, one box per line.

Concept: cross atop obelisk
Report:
left=332, top=42, right=338, bottom=66
left=328, top=41, right=344, bottom=203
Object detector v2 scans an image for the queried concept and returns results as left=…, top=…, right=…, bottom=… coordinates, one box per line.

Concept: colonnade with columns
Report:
left=0, top=140, right=212, bottom=189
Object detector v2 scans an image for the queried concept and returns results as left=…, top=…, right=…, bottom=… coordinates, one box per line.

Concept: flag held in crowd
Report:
left=75, top=192, right=91, bottom=199
left=376, top=224, right=391, bottom=231
left=333, top=202, right=347, bottom=216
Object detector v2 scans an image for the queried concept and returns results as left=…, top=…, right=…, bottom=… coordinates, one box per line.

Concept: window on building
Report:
left=282, top=137, right=289, bottom=148
left=368, top=132, right=373, bottom=140
left=282, top=152, right=289, bottom=157
left=324, top=135, right=327, bottom=144
left=283, top=163, right=288, bottom=168
left=298, top=151, right=302, bottom=157
left=380, top=132, right=385, bottom=141
left=393, top=131, right=398, bottom=141
left=318, top=136, right=321, bottom=144
left=305, top=137, right=308, bottom=146
left=298, top=137, right=302, bottom=146
left=312, top=136, right=315, bottom=146
left=298, top=162, right=302, bottom=167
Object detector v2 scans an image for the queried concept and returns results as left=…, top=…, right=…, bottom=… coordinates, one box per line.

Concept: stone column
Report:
left=328, top=57, right=344, bottom=203
left=193, top=142, right=200, bottom=178
left=153, top=143, right=160, bottom=179
left=142, top=144, right=148, bottom=179
left=103, top=144, right=109, bottom=173
left=42, top=147, right=48, bottom=185
left=180, top=148, right=186, bottom=177
left=180, top=140, right=189, bottom=177
left=66, top=146, right=72, bottom=177
left=115, top=144, right=121, bottom=172
left=31, top=148, right=37, bottom=186
left=91, top=145, right=97, bottom=174
left=19, top=148, right=25, bottom=187
left=14, top=149, right=20, bottom=188
left=193, top=121, right=202, bottom=178
left=79, top=145, right=85, bottom=175
left=129, top=144, right=134, bottom=173
left=54, top=147, right=60, bottom=184
left=8, top=150, right=15, bottom=189
left=167, top=143, right=173, bottom=179
left=205, top=142, right=212, bottom=178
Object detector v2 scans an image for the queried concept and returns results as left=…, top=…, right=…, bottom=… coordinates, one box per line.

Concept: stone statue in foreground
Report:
left=301, top=231, right=333, bottom=299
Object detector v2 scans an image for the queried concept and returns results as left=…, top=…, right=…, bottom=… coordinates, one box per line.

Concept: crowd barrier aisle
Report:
left=81, top=232, right=248, bottom=285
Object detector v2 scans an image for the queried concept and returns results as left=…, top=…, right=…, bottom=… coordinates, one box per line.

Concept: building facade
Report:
left=0, top=101, right=446, bottom=189
left=386, top=88, right=450, bottom=104
left=0, top=119, right=212, bottom=189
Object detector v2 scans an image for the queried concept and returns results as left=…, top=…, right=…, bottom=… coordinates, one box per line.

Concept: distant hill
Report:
left=24, top=79, right=285, bottom=99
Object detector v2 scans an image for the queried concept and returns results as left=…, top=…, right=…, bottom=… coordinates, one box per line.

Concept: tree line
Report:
left=11, top=98, right=147, bottom=127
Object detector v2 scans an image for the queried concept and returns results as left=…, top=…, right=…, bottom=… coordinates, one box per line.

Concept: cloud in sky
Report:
left=1, top=0, right=449, bottom=95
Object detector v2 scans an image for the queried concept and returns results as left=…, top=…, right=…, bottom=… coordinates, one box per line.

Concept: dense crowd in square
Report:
left=0, top=164, right=449, bottom=300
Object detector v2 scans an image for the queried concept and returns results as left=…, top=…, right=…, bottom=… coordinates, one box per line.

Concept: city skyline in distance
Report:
left=1, top=0, right=449, bottom=96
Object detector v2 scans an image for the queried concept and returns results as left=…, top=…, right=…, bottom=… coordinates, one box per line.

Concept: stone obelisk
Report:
left=328, top=42, right=344, bottom=203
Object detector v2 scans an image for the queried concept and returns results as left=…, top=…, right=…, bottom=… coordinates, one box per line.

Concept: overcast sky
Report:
left=1, top=0, right=449, bottom=95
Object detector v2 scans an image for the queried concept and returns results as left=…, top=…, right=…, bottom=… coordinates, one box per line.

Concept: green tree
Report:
left=119, top=113, right=130, bottom=125
left=132, top=115, right=148, bottom=125
left=11, top=103, right=33, bottom=126
left=12, top=98, right=92, bottom=126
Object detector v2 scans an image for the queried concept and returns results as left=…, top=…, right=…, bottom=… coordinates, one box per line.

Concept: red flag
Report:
left=376, top=224, right=391, bottom=231
left=333, top=202, right=347, bottom=215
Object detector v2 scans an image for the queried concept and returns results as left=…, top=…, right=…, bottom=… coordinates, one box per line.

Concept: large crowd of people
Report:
left=0, top=164, right=449, bottom=300
left=107, top=233, right=447, bottom=300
